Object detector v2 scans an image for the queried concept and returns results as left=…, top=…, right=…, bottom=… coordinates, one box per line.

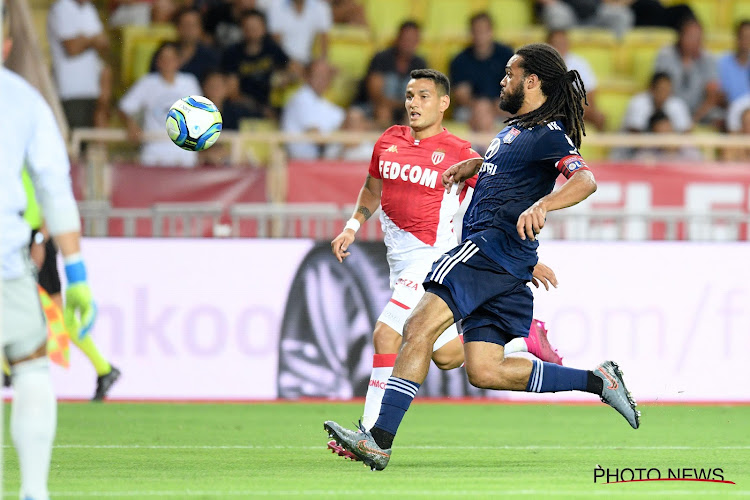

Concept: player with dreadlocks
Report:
left=324, top=43, right=640, bottom=471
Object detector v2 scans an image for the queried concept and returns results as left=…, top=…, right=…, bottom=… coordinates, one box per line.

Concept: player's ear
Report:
left=526, top=73, right=540, bottom=90
left=439, top=93, right=450, bottom=113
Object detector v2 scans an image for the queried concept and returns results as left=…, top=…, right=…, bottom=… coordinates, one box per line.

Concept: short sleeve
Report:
left=119, top=77, right=147, bottom=115
left=315, top=1, right=333, bottom=33
left=266, top=3, right=283, bottom=34
left=368, top=137, right=384, bottom=178
left=538, top=126, right=590, bottom=179
left=47, top=2, right=80, bottom=41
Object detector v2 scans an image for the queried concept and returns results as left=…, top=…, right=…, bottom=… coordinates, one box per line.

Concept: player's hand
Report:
left=442, top=159, right=482, bottom=192
left=63, top=259, right=97, bottom=340
left=531, top=262, right=558, bottom=291
left=517, top=201, right=547, bottom=241
left=331, top=230, right=356, bottom=263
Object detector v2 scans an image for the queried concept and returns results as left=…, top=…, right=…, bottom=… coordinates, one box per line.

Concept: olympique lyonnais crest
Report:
left=432, top=149, right=446, bottom=165
left=503, top=127, right=521, bottom=144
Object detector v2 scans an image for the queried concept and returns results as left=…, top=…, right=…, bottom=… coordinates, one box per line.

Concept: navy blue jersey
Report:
left=462, top=120, right=590, bottom=280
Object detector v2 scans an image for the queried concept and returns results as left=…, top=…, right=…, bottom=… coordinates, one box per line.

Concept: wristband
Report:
left=64, top=253, right=87, bottom=284
left=344, top=218, right=361, bottom=233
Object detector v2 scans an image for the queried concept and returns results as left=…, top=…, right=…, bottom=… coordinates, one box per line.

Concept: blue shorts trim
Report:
left=423, top=240, right=533, bottom=345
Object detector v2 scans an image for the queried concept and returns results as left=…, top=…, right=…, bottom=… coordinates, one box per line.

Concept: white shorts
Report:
left=2, top=257, right=48, bottom=361
left=377, top=265, right=459, bottom=352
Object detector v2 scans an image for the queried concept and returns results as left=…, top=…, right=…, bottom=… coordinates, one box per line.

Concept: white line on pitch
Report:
left=2, top=490, right=747, bottom=498
left=4, top=444, right=748, bottom=450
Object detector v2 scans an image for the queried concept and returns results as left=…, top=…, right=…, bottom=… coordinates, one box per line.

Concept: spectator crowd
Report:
left=44, top=0, right=750, bottom=166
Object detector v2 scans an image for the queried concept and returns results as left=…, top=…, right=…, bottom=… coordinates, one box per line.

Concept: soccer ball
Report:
left=166, top=96, right=223, bottom=151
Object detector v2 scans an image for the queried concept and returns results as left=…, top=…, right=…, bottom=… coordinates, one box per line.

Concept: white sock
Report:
left=361, top=354, right=396, bottom=431
left=504, top=337, right=528, bottom=355
left=11, top=357, right=56, bottom=500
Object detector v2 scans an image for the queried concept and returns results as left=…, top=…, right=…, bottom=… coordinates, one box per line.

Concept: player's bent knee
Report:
left=466, top=368, right=494, bottom=389
left=373, top=322, right=402, bottom=354
left=465, top=363, right=508, bottom=389
left=432, top=341, right=464, bottom=370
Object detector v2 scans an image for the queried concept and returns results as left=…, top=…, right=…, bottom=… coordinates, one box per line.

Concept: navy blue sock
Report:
left=526, top=359, right=596, bottom=393
left=370, top=377, right=420, bottom=448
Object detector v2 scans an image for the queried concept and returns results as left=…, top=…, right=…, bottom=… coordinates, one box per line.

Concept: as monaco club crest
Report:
left=432, top=149, right=445, bottom=165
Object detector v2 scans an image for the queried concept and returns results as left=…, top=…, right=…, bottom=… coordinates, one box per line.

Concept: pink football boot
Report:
left=524, top=319, right=563, bottom=365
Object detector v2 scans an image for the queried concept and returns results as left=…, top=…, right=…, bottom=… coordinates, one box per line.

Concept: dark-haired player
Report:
left=325, top=44, right=640, bottom=471
left=327, top=68, right=563, bottom=459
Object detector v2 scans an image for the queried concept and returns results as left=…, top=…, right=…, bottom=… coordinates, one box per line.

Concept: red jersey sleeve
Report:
left=458, top=145, right=481, bottom=188
left=368, top=136, right=384, bottom=179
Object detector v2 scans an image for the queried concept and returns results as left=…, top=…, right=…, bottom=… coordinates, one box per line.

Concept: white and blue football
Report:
left=166, top=95, right=222, bottom=152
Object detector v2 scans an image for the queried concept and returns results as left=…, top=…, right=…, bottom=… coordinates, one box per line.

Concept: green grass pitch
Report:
left=3, top=402, right=749, bottom=498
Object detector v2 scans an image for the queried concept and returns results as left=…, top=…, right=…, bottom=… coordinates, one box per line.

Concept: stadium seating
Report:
left=117, top=24, right=177, bottom=89
left=487, top=0, right=534, bottom=32
left=596, top=88, right=633, bottom=132
left=619, top=28, right=677, bottom=88
left=734, top=0, right=750, bottom=22
left=705, top=32, right=734, bottom=55
left=498, top=26, right=547, bottom=50
left=324, top=26, right=375, bottom=107
left=420, top=37, right=469, bottom=76
left=362, top=0, right=426, bottom=46
left=422, top=0, right=487, bottom=40
left=569, top=28, right=618, bottom=83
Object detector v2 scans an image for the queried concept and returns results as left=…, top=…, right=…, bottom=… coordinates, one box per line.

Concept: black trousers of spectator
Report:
left=62, top=98, right=97, bottom=129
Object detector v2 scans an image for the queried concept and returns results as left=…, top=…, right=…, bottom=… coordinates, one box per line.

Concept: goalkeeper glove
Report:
left=63, top=255, right=97, bottom=340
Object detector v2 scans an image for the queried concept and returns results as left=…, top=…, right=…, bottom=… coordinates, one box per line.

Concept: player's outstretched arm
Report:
left=442, top=158, right=483, bottom=192
left=531, top=262, right=558, bottom=291
left=517, top=170, right=597, bottom=241
left=331, top=174, right=383, bottom=263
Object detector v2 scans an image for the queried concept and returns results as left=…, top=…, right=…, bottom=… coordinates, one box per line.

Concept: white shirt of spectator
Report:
left=119, top=72, right=202, bottom=167
left=267, top=0, right=332, bottom=64
left=281, top=85, right=345, bottom=159
left=622, top=91, right=692, bottom=132
left=1, top=68, right=81, bottom=280
left=726, top=94, right=750, bottom=132
left=47, top=0, right=104, bottom=99
left=565, top=53, right=597, bottom=92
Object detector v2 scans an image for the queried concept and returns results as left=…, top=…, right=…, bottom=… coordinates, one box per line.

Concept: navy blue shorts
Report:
left=424, top=240, right=533, bottom=346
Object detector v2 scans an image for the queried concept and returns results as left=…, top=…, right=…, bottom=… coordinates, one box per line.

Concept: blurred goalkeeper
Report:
left=1, top=3, right=96, bottom=498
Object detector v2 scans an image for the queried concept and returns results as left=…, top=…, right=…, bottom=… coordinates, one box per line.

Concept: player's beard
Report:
left=499, top=83, right=525, bottom=115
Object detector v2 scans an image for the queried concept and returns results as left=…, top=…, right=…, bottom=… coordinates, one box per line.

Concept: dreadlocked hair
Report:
left=508, top=43, right=588, bottom=149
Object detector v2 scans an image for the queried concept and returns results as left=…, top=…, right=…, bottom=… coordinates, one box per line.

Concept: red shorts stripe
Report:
left=389, top=298, right=411, bottom=310
left=373, top=353, right=397, bottom=368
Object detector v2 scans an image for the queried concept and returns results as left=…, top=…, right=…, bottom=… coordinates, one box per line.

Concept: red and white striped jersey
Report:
left=369, top=126, right=480, bottom=279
